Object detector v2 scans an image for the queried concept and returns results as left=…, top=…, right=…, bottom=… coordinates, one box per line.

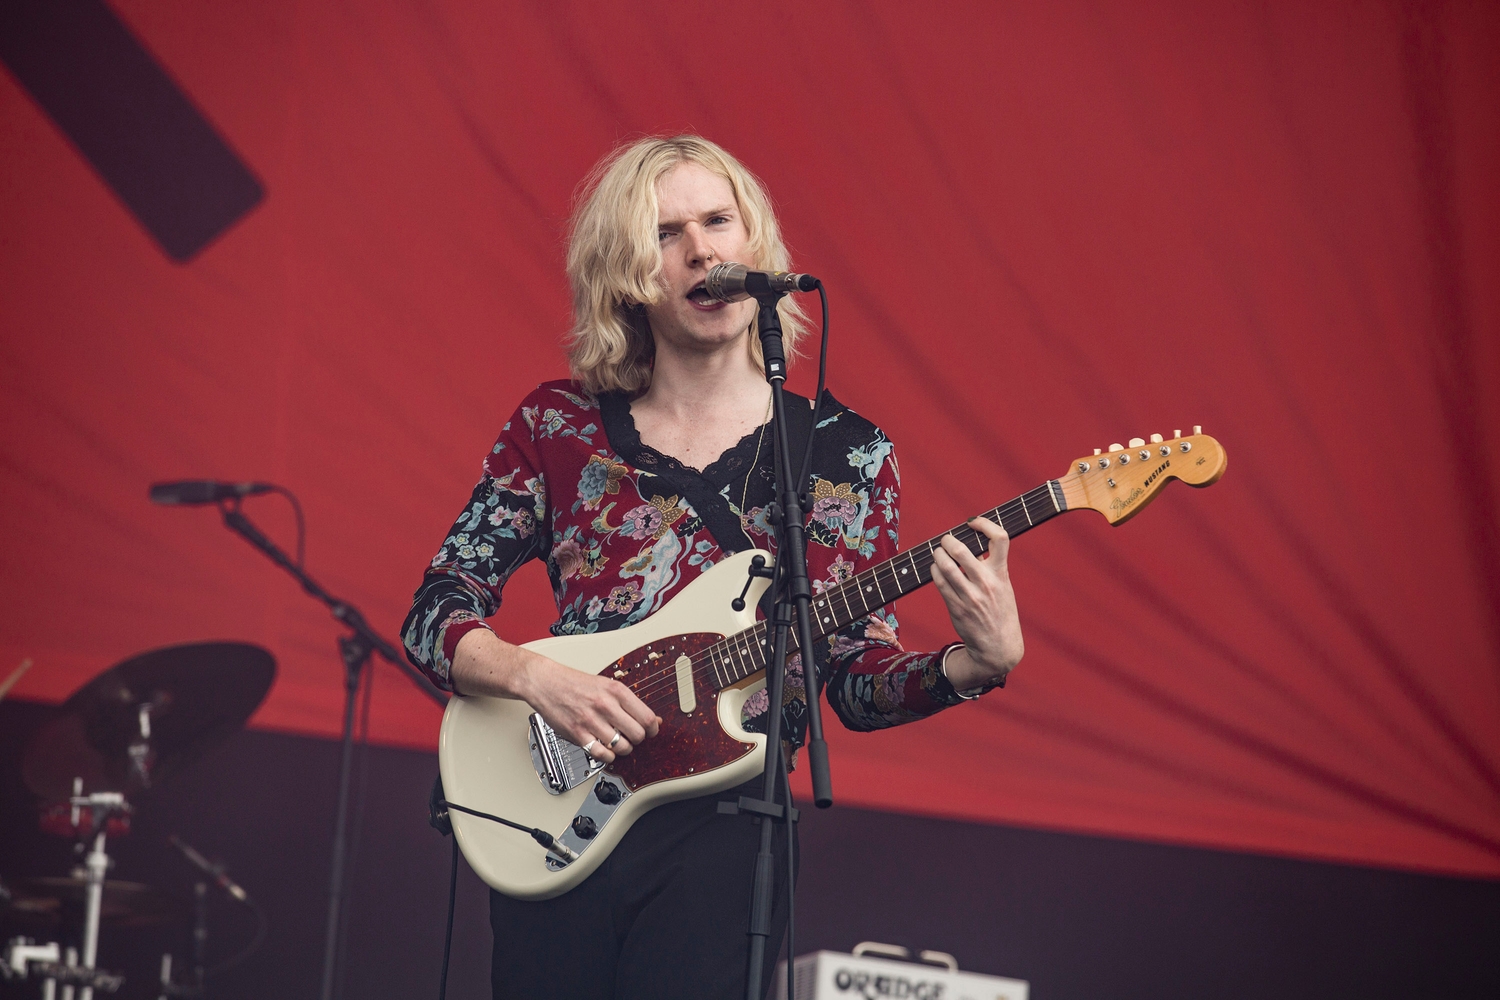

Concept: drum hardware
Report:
left=2, top=789, right=134, bottom=1000
left=75, top=790, right=126, bottom=1000
left=2, top=939, right=124, bottom=998
left=6, top=643, right=275, bottom=999
left=21, top=642, right=275, bottom=801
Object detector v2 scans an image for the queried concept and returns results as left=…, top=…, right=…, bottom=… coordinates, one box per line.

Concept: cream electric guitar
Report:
left=441, top=429, right=1227, bottom=899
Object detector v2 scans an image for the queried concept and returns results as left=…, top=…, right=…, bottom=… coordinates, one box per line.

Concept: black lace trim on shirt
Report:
left=598, top=389, right=829, bottom=555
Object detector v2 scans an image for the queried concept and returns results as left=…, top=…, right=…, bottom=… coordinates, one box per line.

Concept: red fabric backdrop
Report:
left=3, top=0, right=1497, bottom=878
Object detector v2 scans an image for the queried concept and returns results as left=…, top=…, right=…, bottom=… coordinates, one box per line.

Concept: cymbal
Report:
left=2, top=876, right=187, bottom=929
left=22, top=642, right=275, bottom=799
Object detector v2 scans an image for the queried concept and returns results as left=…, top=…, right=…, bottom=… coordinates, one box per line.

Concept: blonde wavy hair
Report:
left=566, top=135, right=810, bottom=395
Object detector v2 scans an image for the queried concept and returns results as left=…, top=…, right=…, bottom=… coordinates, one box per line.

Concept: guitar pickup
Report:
left=528, top=712, right=604, bottom=794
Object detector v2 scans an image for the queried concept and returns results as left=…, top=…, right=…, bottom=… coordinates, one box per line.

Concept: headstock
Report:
left=1056, top=427, right=1227, bottom=525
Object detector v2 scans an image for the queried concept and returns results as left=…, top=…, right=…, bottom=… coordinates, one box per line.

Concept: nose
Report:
left=682, top=224, right=715, bottom=269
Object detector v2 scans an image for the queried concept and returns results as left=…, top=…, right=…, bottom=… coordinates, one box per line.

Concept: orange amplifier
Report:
left=773, top=942, right=1029, bottom=1000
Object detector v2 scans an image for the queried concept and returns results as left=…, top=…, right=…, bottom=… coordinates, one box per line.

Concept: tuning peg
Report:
left=1093, top=448, right=1102, bottom=456
left=1128, top=437, right=1145, bottom=448
left=1193, top=425, right=1202, bottom=435
left=1108, top=443, right=1124, bottom=452
left=1149, top=433, right=1163, bottom=444
left=1174, top=429, right=1181, bottom=439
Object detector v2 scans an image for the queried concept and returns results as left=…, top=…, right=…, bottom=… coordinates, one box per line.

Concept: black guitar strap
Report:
left=598, top=388, right=829, bottom=558
left=698, top=388, right=822, bottom=555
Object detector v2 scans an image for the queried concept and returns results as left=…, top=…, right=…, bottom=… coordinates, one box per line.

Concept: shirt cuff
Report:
left=939, top=642, right=1007, bottom=700
left=440, top=617, right=494, bottom=679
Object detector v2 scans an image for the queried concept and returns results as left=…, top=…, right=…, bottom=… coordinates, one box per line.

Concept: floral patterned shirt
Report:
left=401, top=380, right=968, bottom=746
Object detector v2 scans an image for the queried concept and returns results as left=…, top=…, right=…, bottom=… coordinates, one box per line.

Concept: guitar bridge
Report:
left=528, top=712, right=604, bottom=794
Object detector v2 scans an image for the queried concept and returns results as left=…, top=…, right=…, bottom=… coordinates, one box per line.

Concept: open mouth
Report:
left=686, top=284, right=715, bottom=304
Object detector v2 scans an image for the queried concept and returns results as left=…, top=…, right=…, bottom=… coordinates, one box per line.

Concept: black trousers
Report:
left=489, top=779, right=797, bottom=1000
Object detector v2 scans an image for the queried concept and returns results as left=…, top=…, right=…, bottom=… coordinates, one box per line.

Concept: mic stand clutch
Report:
left=212, top=498, right=447, bottom=1000
left=736, top=288, right=833, bottom=1000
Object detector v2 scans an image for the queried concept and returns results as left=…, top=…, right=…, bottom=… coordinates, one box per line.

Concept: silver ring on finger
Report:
left=582, top=738, right=599, bottom=755
left=608, top=731, right=623, bottom=749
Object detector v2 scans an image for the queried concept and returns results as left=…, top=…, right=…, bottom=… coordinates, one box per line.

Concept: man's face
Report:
left=643, top=161, right=757, bottom=357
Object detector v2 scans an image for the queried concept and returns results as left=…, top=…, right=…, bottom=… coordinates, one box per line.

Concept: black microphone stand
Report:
left=736, top=290, right=833, bottom=1000
left=213, top=498, right=447, bottom=1000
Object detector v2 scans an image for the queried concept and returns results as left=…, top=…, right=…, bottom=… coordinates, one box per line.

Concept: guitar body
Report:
left=439, top=548, right=773, bottom=900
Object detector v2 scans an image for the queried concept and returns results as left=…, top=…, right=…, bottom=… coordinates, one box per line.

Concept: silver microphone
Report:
left=703, top=262, right=820, bottom=302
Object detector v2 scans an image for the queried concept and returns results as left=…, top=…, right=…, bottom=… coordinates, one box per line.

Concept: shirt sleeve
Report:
left=400, top=400, right=550, bottom=690
left=805, top=431, right=971, bottom=732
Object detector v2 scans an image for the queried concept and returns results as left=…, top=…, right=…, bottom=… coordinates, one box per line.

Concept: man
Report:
left=403, top=134, right=1023, bottom=999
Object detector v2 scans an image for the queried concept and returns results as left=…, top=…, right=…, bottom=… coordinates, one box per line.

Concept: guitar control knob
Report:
left=1194, top=425, right=1202, bottom=435
left=1174, top=429, right=1182, bottom=439
left=571, top=815, right=599, bottom=839
left=1128, top=438, right=1145, bottom=448
left=1150, top=433, right=1164, bottom=444
left=1093, top=448, right=1102, bottom=456
left=594, top=781, right=622, bottom=805
left=1108, top=443, right=1124, bottom=452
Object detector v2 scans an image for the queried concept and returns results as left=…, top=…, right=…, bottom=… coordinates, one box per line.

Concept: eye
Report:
left=657, top=229, right=673, bottom=243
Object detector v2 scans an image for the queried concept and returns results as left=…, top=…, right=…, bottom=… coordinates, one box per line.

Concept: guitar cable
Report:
left=439, top=837, right=457, bottom=1000
left=428, top=777, right=584, bottom=1000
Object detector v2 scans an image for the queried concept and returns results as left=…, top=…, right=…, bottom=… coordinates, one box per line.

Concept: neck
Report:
left=637, top=336, right=768, bottom=418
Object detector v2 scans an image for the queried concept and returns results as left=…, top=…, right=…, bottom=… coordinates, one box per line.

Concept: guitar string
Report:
left=615, top=484, right=1058, bottom=706
left=602, top=485, right=1060, bottom=711
left=620, top=513, right=1022, bottom=712
left=579, top=460, right=1183, bottom=727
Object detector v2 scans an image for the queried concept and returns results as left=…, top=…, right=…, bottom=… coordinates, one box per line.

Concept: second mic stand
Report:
left=735, top=290, right=833, bottom=1000
left=215, top=499, right=447, bottom=1000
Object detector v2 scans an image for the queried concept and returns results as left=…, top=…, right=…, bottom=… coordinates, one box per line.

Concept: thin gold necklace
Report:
left=739, top=390, right=774, bottom=517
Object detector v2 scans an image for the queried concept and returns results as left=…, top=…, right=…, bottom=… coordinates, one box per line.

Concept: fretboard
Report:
left=700, top=480, right=1068, bottom=690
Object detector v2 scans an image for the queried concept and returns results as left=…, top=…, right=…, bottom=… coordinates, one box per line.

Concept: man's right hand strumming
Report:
left=451, top=627, right=661, bottom=764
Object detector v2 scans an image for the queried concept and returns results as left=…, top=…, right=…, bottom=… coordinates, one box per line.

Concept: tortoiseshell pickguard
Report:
left=603, top=632, right=756, bottom=791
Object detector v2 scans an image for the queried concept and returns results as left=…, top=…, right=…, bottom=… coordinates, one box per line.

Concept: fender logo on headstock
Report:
left=1110, top=487, right=1145, bottom=511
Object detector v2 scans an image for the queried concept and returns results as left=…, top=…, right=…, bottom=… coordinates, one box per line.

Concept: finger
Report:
left=585, top=682, right=645, bottom=743
left=581, top=733, right=612, bottom=764
left=621, top=690, right=661, bottom=737
left=604, top=708, right=647, bottom=747
left=969, top=517, right=1011, bottom=558
left=606, top=729, right=634, bottom=756
left=932, top=543, right=981, bottom=603
left=939, top=531, right=994, bottom=581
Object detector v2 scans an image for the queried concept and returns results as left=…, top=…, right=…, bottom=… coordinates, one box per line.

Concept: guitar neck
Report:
left=704, top=480, right=1068, bottom=690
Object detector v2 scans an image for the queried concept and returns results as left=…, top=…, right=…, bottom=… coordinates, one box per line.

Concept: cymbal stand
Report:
left=72, top=788, right=128, bottom=1000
